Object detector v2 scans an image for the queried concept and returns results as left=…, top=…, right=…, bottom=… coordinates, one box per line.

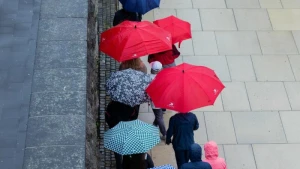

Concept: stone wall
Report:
left=86, top=0, right=101, bottom=168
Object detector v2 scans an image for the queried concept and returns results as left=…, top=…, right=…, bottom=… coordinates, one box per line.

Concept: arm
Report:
left=193, top=114, right=199, bottom=130
left=166, top=117, right=174, bottom=145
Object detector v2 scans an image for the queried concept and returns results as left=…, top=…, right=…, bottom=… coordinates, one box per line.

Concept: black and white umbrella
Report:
left=106, top=69, right=152, bottom=107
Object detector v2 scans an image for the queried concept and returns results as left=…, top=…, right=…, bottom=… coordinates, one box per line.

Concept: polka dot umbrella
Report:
left=104, top=119, right=160, bottom=155
left=150, top=164, right=176, bottom=169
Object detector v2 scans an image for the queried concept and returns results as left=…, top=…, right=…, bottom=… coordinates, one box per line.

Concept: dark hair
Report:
left=122, top=153, right=147, bottom=169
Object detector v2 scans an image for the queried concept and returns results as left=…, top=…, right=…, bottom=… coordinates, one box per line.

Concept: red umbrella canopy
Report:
left=100, top=21, right=172, bottom=62
left=146, top=63, right=225, bottom=113
left=153, top=15, right=191, bottom=47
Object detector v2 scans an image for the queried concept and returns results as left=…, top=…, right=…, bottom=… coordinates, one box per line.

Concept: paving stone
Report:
left=284, top=82, right=300, bottom=110
left=226, top=56, right=256, bottom=81
left=200, top=9, right=237, bottom=30
left=252, top=55, right=295, bottom=81
left=0, top=26, right=14, bottom=34
left=281, top=0, right=300, bottom=8
left=177, top=9, right=201, bottom=31
left=26, top=115, right=85, bottom=147
left=257, top=31, right=298, bottom=54
left=234, top=9, right=273, bottom=30
left=195, top=95, right=224, bottom=111
left=0, top=118, right=19, bottom=131
left=159, top=0, right=193, bottom=8
left=268, top=9, right=300, bottom=30
left=194, top=112, right=208, bottom=144
left=15, top=10, right=33, bottom=23
left=192, top=0, right=226, bottom=8
left=23, top=146, right=85, bottom=169
left=221, top=82, right=251, bottom=111
left=232, top=111, right=287, bottom=143
left=36, top=41, right=86, bottom=69
left=245, top=82, right=291, bottom=110
left=138, top=112, right=155, bottom=124
left=224, top=145, right=257, bottom=169
left=0, top=70, right=7, bottom=85
left=280, top=111, right=300, bottom=143
left=0, top=157, right=15, bottom=169
left=288, top=55, right=300, bottom=81
left=293, top=31, right=300, bottom=52
left=226, top=0, right=260, bottom=8
left=192, top=31, right=218, bottom=55
left=259, top=0, right=282, bottom=8
left=41, top=0, right=88, bottom=18
left=142, top=10, right=154, bottom=22
left=151, top=145, right=177, bottom=167
left=32, top=68, right=86, bottom=92
left=0, top=148, right=16, bottom=158
left=30, top=91, right=86, bottom=116
left=0, top=138, right=17, bottom=148
left=204, top=112, right=237, bottom=144
left=1, top=106, right=21, bottom=119
left=0, top=34, right=13, bottom=48
left=253, top=144, right=300, bottom=169
left=153, top=9, right=176, bottom=20
left=176, top=39, right=194, bottom=55
left=8, top=66, right=32, bottom=83
left=183, top=56, right=231, bottom=81
left=38, top=18, right=87, bottom=41
left=215, top=31, right=261, bottom=55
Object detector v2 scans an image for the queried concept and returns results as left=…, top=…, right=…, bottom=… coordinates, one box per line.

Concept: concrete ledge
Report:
left=23, top=146, right=85, bottom=169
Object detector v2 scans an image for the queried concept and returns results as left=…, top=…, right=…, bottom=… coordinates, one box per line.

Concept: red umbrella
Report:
left=146, top=63, right=225, bottom=113
left=148, top=44, right=180, bottom=65
left=100, top=21, right=172, bottom=62
left=153, top=15, right=191, bottom=47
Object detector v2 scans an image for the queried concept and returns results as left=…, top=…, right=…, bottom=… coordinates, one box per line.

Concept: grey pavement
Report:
left=138, top=1, right=300, bottom=169
left=0, top=0, right=88, bottom=168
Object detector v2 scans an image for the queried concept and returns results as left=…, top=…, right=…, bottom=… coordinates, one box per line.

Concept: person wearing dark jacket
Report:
left=166, top=112, right=199, bottom=169
left=181, top=144, right=212, bottom=169
left=105, top=101, right=139, bottom=169
left=122, top=153, right=154, bottom=169
left=113, top=8, right=142, bottom=26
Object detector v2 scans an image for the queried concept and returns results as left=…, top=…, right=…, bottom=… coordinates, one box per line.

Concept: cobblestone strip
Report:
left=98, top=0, right=119, bottom=168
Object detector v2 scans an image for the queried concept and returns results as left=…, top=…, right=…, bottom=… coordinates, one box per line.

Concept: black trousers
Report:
left=174, top=150, right=189, bottom=169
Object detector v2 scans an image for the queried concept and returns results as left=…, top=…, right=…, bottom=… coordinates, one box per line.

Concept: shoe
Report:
left=160, top=136, right=166, bottom=140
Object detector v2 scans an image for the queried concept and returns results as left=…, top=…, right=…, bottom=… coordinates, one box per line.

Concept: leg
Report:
left=174, top=150, right=185, bottom=169
left=184, top=150, right=190, bottom=163
left=114, top=152, right=123, bottom=169
left=152, top=109, right=166, bottom=136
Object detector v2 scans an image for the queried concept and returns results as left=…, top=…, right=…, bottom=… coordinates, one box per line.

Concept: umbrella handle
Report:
left=178, top=41, right=182, bottom=48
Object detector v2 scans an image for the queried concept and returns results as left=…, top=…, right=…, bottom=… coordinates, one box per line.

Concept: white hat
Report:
left=150, top=61, right=162, bottom=71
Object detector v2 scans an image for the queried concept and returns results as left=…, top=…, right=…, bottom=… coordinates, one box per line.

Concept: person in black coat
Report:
left=166, top=112, right=199, bottom=169
left=105, top=101, right=140, bottom=169
left=122, top=153, right=154, bottom=169
left=113, top=8, right=142, bottom=26
left=181, top=144, right=212, bottom=169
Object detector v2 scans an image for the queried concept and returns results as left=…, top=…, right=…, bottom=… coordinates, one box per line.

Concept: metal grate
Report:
left=98, top=0, right=120, bottom=168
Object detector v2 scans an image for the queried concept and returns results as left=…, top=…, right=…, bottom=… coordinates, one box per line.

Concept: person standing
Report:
left=148, top=44, right=180, bottom=69
left=203, top=141, right=227, bottom=169
left=149, top=61, right=166, bottom=140
left=113, top=8, right=142, bottom=26
left=181, top=143, right=212, bottom=169
left=105, top=101, right=139, bottom=169
left=166, top=112, right=199, bottom=168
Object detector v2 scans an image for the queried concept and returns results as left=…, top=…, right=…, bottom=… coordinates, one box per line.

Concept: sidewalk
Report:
left=138, top=0, right=300, bottom=168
